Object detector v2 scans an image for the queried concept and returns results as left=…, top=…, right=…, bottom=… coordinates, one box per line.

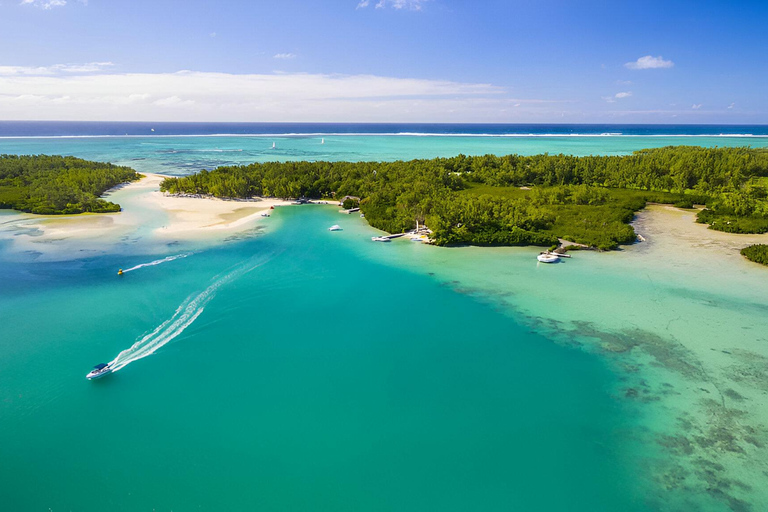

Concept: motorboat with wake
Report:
left=86, top=363, right=113, bottom=380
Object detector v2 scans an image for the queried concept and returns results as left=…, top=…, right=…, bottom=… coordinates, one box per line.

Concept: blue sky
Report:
left=0, top=0, right=766, bottom=123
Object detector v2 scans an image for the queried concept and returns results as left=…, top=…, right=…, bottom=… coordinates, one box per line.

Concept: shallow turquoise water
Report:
left=2, top=133, right=767, bottom=175
left=0, top=206, right=650, bottom=511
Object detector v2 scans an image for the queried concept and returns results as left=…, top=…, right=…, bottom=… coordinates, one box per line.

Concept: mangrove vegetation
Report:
left=160, top=146, right=768, bottom=249
left=0, top=155, right=140, bottom=214
left=741, top=244, right=768, bottom=266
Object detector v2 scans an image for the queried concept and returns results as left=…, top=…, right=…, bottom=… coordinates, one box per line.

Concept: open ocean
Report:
left=1, top=123, right=768, bottom=511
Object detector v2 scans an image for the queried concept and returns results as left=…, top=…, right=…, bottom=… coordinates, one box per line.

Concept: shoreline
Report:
left=0, top=172, right=294, bottom=260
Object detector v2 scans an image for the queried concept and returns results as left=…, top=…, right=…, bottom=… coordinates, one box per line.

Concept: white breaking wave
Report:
left=122, top=253, right=191, bottom=273
left=108, top=254, right=273, bottom=373
left=2, top=132, right=767, bottom=140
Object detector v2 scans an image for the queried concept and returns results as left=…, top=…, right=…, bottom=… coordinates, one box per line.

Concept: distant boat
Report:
left=86, top=363, right=112, bottom=380
left=321, top=138, right=325, bottom=144
left=328, top=224, right=342, bottom=231
left=537, top=253, right=559, bottom=263
left=260, top=212, right=270, bottom=217
left=372, top=236, right=391, bottom=242
left=272, top=142, right=276, bottom=149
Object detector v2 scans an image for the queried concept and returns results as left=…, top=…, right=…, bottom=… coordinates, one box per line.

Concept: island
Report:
left=0, top=154, right=140, bottom=214
left=160, top=146, right=768, bottom=250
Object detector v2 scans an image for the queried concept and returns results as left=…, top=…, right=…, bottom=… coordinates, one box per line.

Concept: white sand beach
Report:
left=0, top=173, right=293, bottom=260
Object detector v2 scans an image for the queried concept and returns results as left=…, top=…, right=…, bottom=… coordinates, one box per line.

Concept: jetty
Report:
left=541, top=250, right=572, bottom=258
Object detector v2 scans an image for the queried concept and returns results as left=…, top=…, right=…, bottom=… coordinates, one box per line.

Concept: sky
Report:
left=0, top=0, right=766, bottom=124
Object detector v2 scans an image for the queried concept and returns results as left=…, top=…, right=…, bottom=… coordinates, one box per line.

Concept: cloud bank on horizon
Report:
left=0, top=68, right=542, bottom=122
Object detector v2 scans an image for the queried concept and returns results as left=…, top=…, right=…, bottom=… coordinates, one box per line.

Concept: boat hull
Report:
left=537, top=254, right=559, bottom=263
left=86, top=368, right=112, bottom=380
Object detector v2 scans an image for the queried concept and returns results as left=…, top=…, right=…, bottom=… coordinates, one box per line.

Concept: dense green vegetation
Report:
left=0, top=155, right=140, bottom=214
left=740, top=244, right=768, bottom=266
left=160, top=146, right=768, bottom=249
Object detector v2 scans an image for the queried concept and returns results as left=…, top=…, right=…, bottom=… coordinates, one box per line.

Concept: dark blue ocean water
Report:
left=1, top=121, right=767, bottom=137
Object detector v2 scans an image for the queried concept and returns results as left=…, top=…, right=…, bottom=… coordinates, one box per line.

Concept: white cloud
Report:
left=0, top=62, right=114, bottom=75
left=21, top=0, right=68, bottom=9
left=602, top=91, right=632, bottom=103
left=625, top=55, right=674, bottom=70
left=692, top=104, right=702, bottom=109
left=273, top=53, right=296, bottom=60
left=728, top=102, right=735, bottom=109
left=359, top=0, right=429, bottom=10
left=616, top=80, right=633, bottom=85
left=0, top=69, right=560, bottom=122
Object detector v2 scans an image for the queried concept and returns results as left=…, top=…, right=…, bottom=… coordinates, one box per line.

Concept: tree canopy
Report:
left=157, top=146, right=768, bottom=249
left=0, top=154, right=140, bottom=214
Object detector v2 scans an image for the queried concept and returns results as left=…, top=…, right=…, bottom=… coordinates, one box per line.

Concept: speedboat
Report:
left=537, top=252, right=560, bottom=263
left=371, top=236, right=391, bottom=242
left=328, top=224, right=342, bottom=231
left=86, top=363, right=112, bottom=380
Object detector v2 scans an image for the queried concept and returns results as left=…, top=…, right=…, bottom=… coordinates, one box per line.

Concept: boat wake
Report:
left=122, top=253, right=192, bottom=273
left=108, top=253, right=274, bottom=373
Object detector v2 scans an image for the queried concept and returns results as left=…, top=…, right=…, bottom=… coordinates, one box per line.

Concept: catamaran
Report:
left=86, top=363, right=112, bottom=380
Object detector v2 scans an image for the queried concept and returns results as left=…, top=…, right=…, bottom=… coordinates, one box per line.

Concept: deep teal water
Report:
left=0, top=206, right=648, bottom=511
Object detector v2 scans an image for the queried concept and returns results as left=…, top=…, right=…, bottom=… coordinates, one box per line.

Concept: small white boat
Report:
left=410, top=235, right=427, bottom=242
left=372, top=236, right=391, bottom=242
left=271, top=142, right=276, bottom=149
left=537, top=253, right=560, bottom=263
left=86, top=363, right=112, bottom=380
left=321, top=138, right=325, bottom=144
left=261, top=212, right=270, bottom=217
left=328, top=224, right=342, bottom=231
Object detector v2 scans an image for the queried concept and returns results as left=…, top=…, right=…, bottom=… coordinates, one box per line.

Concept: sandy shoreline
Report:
left=0, top=173, right=294, bottom=259
left=133, top=173, right=293, bottom=237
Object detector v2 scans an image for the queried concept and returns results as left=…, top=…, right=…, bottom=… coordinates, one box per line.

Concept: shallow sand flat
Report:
left=0, top=173, right=289, bottom=259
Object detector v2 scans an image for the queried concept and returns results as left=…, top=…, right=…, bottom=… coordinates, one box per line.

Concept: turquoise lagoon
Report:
left=2, top=133, right=768, bottom=510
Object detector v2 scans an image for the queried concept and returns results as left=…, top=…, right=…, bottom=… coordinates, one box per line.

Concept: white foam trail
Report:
left=108, top=254, right=273, bottom=373
left=122, top=253, right=191, bottom=273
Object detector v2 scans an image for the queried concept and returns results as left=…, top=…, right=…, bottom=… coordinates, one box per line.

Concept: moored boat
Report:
left=328, top=224, right=342, bottom=231
left=371, top=236, right=391, bottom=242
left=537, top=252, right=560, bottom=263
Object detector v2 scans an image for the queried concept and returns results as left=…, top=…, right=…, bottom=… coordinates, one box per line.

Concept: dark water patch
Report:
left=724, top=349, right=768, bottom=391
